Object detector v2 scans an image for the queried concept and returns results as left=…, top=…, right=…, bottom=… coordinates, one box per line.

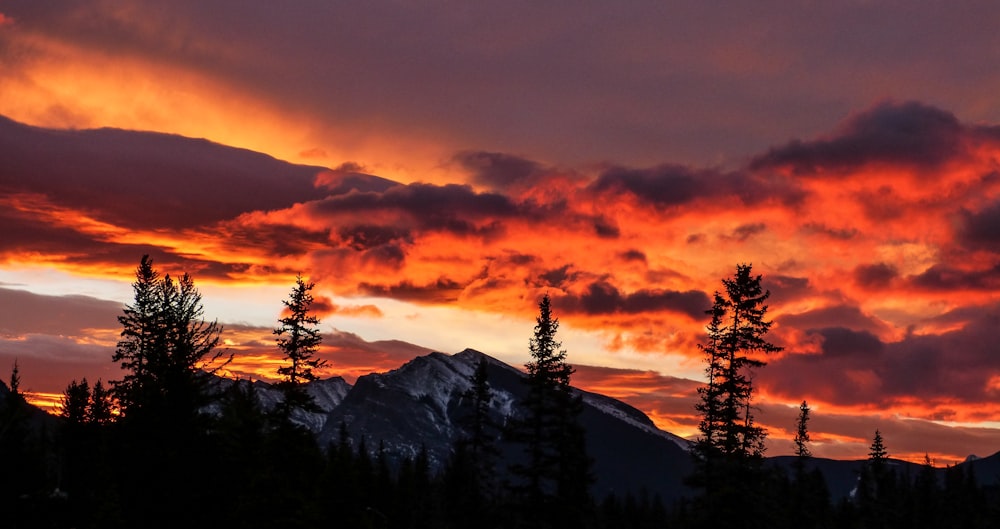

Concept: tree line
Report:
left=2, top=257, right=1000, bottom=527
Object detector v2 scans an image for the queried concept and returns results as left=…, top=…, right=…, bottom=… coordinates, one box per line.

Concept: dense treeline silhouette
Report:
left=3, top=257, right=1000, bottom=528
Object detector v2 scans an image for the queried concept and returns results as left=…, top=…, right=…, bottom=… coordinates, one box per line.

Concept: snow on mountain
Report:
left=579, top=390, right=692, bottom=451
left=210, top=376, right=351, bottom=432
left=317, top=348, right=695, bottom=500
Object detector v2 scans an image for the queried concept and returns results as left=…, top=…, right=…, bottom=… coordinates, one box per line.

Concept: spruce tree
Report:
left=793, top=400, right=812, bottom=479
left=60, top=378, right=92, bottom=425
left=274, top=275, right=326, bottom=415
left=508, top=294, right=592, bottom=527
left=869, top=429, right=888, bottom=470
left=110, top=256, right=226, bottom=527
left=794, top=400, right=812, bottom=459
left=112, top=255, right=226, bottom=420
left=690, top=264, right=781, bottom=528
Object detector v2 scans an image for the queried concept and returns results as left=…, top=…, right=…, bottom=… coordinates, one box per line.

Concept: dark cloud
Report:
left=359, top=243, right=407, bottom=270
left=314, top=164, right=401, bottom=195
left=538, top=265, right=575, bottom=289
left=0, top=117, right=330, bottom=230
left=802, top=222, right=859, bottom=240
left=558, top=281, right=709, bottom=319
left=907, top=264, right=1000, bottom=291
left=0, top=335, right=119, bottom=390
left=726, top=222, right=766, bottom=241
left=310, top=182, right=519, bottom=238
left=751, top=101, right=966, bottom=174
left=305, top=296, right=383, bottom=319
left=337, top=224, right=412, bottom=251
left=357, top=278, right=466, bottom=303
left=218, top=222, right=332, bottom=257
left=956, top=200, right=1000, bottom=252
left=453, top=151, right=546, bottom=190
left=766, top=310, right=1000, bottom=408
left=854, top=263, right=898, bottom=288
left=812, top=327, right=884, bottom=358
left=619, top=250, right=647, bottom=263
left=0, top=287, right=121, bottom=337
left=593, top=217, right=620, bottom=238
left=589, top=163, right=804, bottom=208
left=766, top=275, right=811, bottom=301
left=778, top=304, right=887, bottom=335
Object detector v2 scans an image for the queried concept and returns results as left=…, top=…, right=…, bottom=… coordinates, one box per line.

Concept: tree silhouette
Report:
left=446, top=357, right=502, bottom=527
left=112, top=255, right=227, bottom=420
left=508, top=294, right=592, bottom=527
left=690, top=264, right=781, bottom=528
left=110, top=255, right=227, bottom=527
left=274, top=275, right=326, bottom=415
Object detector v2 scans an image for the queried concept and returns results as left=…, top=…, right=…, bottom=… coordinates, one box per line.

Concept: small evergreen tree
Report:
left=794, top=400, right=812, bottom=459
left=274, top=275, right=326, bottom=415
left=61, top=378, right=92, bottom=425
left=793, top=400, right=812, bottom=482
left=869, top=429, right=888, bottom=471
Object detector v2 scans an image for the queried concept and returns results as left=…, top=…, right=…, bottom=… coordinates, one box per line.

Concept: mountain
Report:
left=211, top=376, right=352, bottom=432
left=316, top=349, right=695, bottom=501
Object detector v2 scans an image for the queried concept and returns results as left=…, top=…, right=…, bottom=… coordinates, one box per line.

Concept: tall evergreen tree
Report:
left=112, top=255, right=227, bottom=420
left=274, top=275, right=326, bottom=415
left=689, top=264, right=781, bottom=528
left=109, top=256, right=227, bottom=527
left=508, top=294, right=592, bottom=528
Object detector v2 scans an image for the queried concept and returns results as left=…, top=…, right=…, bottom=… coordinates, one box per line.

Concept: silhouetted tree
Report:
left=274, top=275, right=326, bottom=416
left=109, top=255, right=227, bottom=527
left=112, top=255, right=227, bottom=420
left=793, top=400, right=812, bottom=480
left=1, top=362, right=53, bottom=525
left=446, top=357, right=501, bottom=527
left=61, top=378, right=91, bottom=425
left=794, top=401, right=812, bottom=459
left=689, top=264, right=781, bottom=528
left=89, top=379, right=114, bottom=425
left=508, top=294, right=592, bottom=528
left=869, top=429, right=888, bottom=476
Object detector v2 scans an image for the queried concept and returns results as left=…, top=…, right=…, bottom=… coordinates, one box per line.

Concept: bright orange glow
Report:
left=24, top=391, right=63, bottom=414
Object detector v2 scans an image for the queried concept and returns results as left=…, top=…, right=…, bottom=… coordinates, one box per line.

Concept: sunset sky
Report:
left=4, top=1, right=1000, bottom=464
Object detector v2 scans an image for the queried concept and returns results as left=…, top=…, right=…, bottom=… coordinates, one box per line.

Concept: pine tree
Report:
left=274, top=275, right=326, bottom=415
left=793, top=400, right=812, bottom=479
left=690, top=264, right=782, bottom=528
left=111, top=255, right=161, bottom=414
left=109, top=256, right=227, bottom=527
left=89, top=379, right=114, bottom=425
left=60, top=378, right=92, bottom=425
left=112, top=255, right=227, bottom=420
left=508, top=294, right=592, bottom=527
left=869, top=429, right=888, bottom=470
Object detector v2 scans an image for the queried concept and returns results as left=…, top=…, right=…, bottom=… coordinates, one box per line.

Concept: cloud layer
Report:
left=4, top=100, right=1000, bottom=462
left=4, top=2, right=1000, bottom=462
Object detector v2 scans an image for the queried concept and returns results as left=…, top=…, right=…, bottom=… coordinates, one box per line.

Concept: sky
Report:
left=3, top=0, right=1000, bottom=464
